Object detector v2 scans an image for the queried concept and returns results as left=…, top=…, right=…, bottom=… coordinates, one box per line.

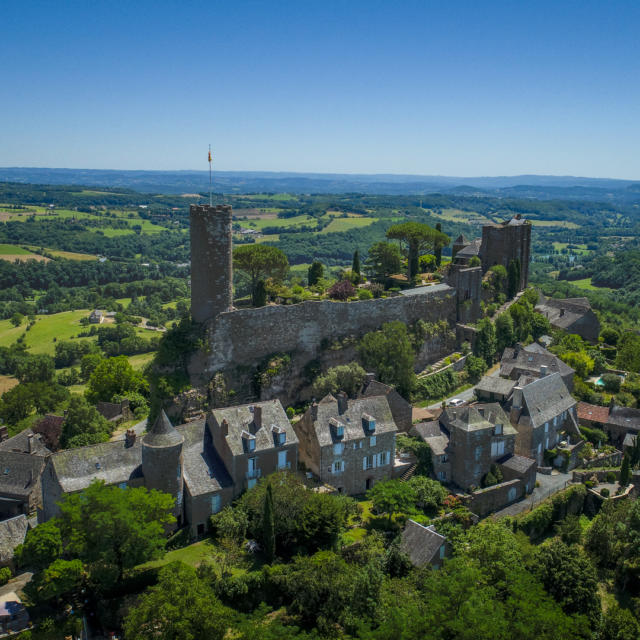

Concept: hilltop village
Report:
left=0, top=201, right=638, bottom=638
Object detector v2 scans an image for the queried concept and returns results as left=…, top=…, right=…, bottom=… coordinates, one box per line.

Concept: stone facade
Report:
left=535, top=296, right=600, bottom=343
left=294, top=394, right=397, bottom=495
left=190, top=204, right=233, bottom=323
left=480, top=217, right=531, bottom=290
left=467, top=479, right=525, bottom=517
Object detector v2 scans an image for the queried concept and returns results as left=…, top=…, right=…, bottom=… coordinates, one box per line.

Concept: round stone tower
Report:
left=142, top=410, right=184, bottom=523
left=190, top=204, right=233, bottom=323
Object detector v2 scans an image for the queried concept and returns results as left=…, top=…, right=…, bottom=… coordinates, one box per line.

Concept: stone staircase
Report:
left=400, top=464, right=417, bottom=482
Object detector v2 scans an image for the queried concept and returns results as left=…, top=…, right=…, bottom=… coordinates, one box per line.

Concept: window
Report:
left=377, top=451, right=390, bottom=466
left=331, top=460, right=345, bottom=474
left=363, top=455, right=375, bottom=470
left=544, top=422, right=549, bottom=433
left=278, top=450, right=288, bottom=470
left=440, top=454, right=448, bottom=463
left=277, top=431, right=286, bottom=446
left=118, top=482, right=127, bottom=490
left=353, top=441, right=363, bottom=449
left=211, top=494, right=221, bottom=514
left=508, top=487, right=517, bottom=502
left=438, top=471, right=447, bottom=481
left=370, top=436, right=377, bottom=447
left=491, top=441, right=505, bottom=457
left=439, top=545, right=445, bottom=559
left=334, top=443, right=344, bottom=455
left=494, top=424, right=502, bottom=435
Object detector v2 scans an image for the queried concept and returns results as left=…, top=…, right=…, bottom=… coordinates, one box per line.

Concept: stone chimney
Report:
left=560, top=308, right=565, bottom=317
left=253, top=405, right=263, bottom=429
left=336, top=392, right=348, bottom=415
left=540, top=365, right=548, bottom=377
left=512, top=386, right=523, bottom=409
left=27, top=433, right=34, bottom=454
left=221, top=418, right=229, bottom=437
left=310, top=402, right=318, bottom=421
left=125, top=429, right=136, bottom=448
left=514, top=343, right=521, bottom=357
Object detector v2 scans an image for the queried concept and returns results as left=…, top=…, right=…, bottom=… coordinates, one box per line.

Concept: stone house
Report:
left=510, top=373, right=578, bottom=465
left=410, top=420, right=450, bottom=482
left=400, top=519, right=450, bottom=569
left=0, top=515, right=28, bottom=567
left=500, top=343, right=575, bottom=391
left=577, top=402, right=610, bottom=431
left=294, top=393, right=397, bottom=495
left=605, top=404, right=640, bottom=447
left=0, top=430, right=51, bottom=519
left=207, top=399, right=299, bottom=496
left=97, top=399, right=134, bottom=424
left=88, top=309, right=104, bottom=324
left=360, top=378, right=412, bottom=432
left=474, top=376, right=516, bottom=403
left=535, top=296, right=600, bottom=343
left=440, top=404, right=517, bottom=490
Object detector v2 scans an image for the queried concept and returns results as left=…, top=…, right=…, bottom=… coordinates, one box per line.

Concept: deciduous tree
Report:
left=233, top=244, right=289, bottom=306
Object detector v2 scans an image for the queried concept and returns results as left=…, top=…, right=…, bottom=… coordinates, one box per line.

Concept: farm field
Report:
left=552, top=242, right=590, bottom=254
left=529, top=219, right=580, bottom=229
left=319, top=217, right=376, bottom=233
left=0, top=243, right=48, bottom=262
left=564, top=277, right=614, bottom=292
left=237, top=214, right=315, bottom=230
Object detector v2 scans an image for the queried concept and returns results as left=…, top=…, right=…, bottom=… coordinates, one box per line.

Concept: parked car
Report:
left=448, top=398, right=465, bottom=407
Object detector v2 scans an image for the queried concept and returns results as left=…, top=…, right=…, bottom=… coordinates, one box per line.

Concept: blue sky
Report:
left=2, top=0, right=639, bottom=178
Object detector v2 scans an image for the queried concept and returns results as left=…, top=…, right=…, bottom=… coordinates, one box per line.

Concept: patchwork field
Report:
left=529, top=219, right=580, bottom=229
left=0, top=243, right=49, bottom=262
left=319, top=217, right=376, bottom=233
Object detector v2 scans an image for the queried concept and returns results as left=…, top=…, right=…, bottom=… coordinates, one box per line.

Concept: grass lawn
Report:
left=0, top=244, right=33, bottom=255
left=24, top=246, right=98, bottom=261
left=565, top=277, right=614, bottom=292
left=128, top=352, right=156, bottom=370
left=238, top=214, right=315, bottom=230
left=0, top=310, right=92, bottom=354
left=319, top=217, right=376, bottom=233
left=139, top=538, right=220, bottom=570
left=431, top=207, right=490, bottom=223
left=0, top=374, right=18, bottom=396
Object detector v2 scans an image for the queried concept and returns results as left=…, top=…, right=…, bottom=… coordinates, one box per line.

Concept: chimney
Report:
left=125, top=429, right=136, bottom=448
left=27, top=434, right=34, bottom=454
left=514, top=343, right=521, bottom=357
left=539, top=365, right=548, bottom=377
left=253, top=405, right=263, bottom=429
left=336, top=392, right=348, bottom=415
left=560, top=308, right=565, bottom=317
left=220, top=419, right=229, bottom=437
left=512, top=387, right=523, bottom=410
left=0, top=426, right=8, bottom=442
left=310, top=402, right=318, bottom=421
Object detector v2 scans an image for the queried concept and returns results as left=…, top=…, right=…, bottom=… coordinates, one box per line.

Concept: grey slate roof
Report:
left=49, top=440, right=143, bottom=493
left=179, top=421, right=232, bottom=497
left=441, top=403, right=516, bottom=435
left=210, top=399, right=297, bottom=457
left=309, top=394, right=397, bottom=447
left=410, top=420, right=442, bottom=440
left=520, top=373, right=575, bottom=429
left=498, top=454, right=536, bottom=474
left=0, top=429, right=50, bottom=457
left=623, top=433, right=637, bottom=448
left=143, top=410, right=184, bottom=448
left=0, top=452, right=46, bottom=498
left=500, top=343, right=574, bottom=381
left=475, top=376, right=516, bottom=397
left=455, top=238, right=481, bottom=258
left=400, top=519, right=447, bottom=567
left=399, top=283, right=451, bottom=297
left=535, top=297, right=594, bottom=331
left=607, top=405, right=640, bottom=431
left=0, top=515, right=28, bottom=564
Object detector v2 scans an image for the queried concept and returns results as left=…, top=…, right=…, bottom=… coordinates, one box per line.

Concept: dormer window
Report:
left=242, top=430, right=256, bottom=452
left=330, top=417, right=345, bottom=439
left=494, top=423, right=503, bottom=435
left=362, top=413, right=376, bottom=432
left=272, top=424, right=286, bottom=446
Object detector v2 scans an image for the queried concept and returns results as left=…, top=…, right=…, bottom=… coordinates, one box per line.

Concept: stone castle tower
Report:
left=190, top=204, right=233, bottom=323
left=142, top=410, right=185, bottom=524
left=480, top=217, right=531, bottom=290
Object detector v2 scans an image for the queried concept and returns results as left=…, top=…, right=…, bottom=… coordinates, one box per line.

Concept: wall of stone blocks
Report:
left=467, top=478, right=524, bottom=516
left=480, top=223, right=531, bottom=290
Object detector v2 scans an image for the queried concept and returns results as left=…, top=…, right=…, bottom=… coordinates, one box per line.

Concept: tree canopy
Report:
left=233, top=244, right=289, bottom=306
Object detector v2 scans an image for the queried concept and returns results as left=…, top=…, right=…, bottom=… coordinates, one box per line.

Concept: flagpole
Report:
left=208, top=144, right=212, bottom=207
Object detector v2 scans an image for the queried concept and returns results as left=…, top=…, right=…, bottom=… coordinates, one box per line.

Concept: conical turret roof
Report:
left=454, top=233, right=467, bottom=245
left=142, top=410, right=184, bottom=447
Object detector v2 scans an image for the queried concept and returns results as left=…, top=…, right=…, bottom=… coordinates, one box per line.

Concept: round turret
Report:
left=142, top=410, right=184, bottom=524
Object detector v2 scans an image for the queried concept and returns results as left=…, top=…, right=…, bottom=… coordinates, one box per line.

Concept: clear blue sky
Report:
left=2, top=0, right=639, bottom=178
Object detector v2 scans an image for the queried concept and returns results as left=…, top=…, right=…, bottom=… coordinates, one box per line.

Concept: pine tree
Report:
left=352, top=250, right=361, bottom=278
left=263, top=483, right=276, bottom=562
left=620, top=451, right=631, bottom=487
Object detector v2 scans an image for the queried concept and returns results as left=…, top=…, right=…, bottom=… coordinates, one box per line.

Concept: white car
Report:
left=448, top=398, right=465, bottom=407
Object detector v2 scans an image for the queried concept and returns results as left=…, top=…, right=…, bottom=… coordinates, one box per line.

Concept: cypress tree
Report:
left=507, top=259, right=521, bottom=299
left=435, top=223, right=443, bottom=267
left=253, top=279, right=267, bottom=307
left=308, top=260, right=324, bottom=286
left=263, top=483, right=276, bottom=562
left=620, top=451, right=631, bottom=487
left=352, top=250, right=361, bottom=278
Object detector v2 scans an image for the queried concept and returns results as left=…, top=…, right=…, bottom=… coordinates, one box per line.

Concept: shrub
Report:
left=600, top=373, right=621, bottom=393
left=327, top=280, right=356, bottom=301
left=0, top=567, right=11, bottom=586
left=357, top=288, right=373, bottom=300
left=606, top=472, right=616, bottom=483
left=600, top=488, right=610, bottom=498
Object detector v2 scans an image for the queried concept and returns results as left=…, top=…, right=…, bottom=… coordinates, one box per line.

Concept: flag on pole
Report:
left=208, top=149, right=212, bottom=163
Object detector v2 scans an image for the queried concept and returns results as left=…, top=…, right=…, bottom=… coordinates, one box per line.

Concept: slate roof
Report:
left=0, top=429, right=50, bottom=456
left=500, top=343, right=574, bottom=381
left=623, top=433, right=637, bottom=448
left=49, top=439, right=143, bottom=493
left=454, top=234, right=467, bottom=244
left=577, top=402, right=610, bottom=425
left=210, top=399, right=297, bottom=457
left=142, top=410, right=184, bottom=448
left=0, top=515, right=28, bottom=564
left=455, top=238, right=481, bottom=258
left=0, top=452, right=46, bottom=498
left=308, top=394, right=397, bottom=447
left=498, top=454, right=536, bottom=474
left=179, top=421, right=232, bottom=497
left=607, top=405, right=640, bottom=431
left=519, top=373, right=575, bottom=429
left=475, top=376, right=516, bottom=397
left=410, top=420, right=442, bottom=440
left=400, top=520, right=447, bottom=567
left=441, top=403, right=516, bottom=435
left=535, top=297, right=594, bottom=331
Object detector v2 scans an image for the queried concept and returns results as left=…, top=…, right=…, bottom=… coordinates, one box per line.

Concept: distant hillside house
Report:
left=500, top=342, right=575, bottom=391
left=605, top=404, right=640, bottom=447
left=535, top=296, right=600, bottom=343
left=89, top=309, right=104, bottom=324
left=400, top=519, right=450, bottom=569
